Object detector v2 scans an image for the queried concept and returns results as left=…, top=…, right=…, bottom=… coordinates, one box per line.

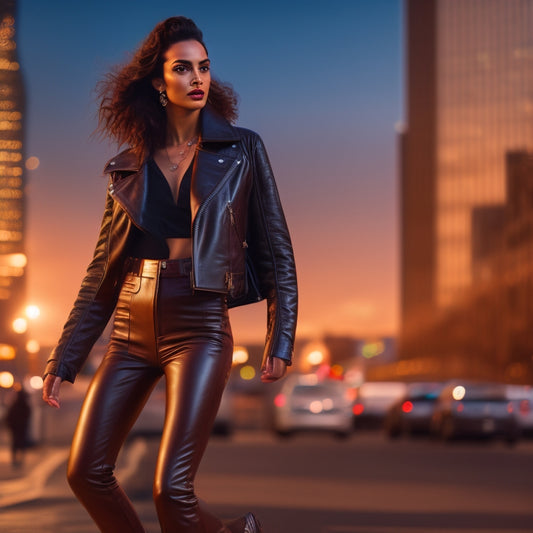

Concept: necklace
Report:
left=164, top=136, right=198, bottom=172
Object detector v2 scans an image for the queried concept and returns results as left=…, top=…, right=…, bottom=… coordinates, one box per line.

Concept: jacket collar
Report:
left=103, top=105, right=240, bottom=174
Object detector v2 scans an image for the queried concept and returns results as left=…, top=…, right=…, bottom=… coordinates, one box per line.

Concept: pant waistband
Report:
left=126, top=257, right=192, bottom=278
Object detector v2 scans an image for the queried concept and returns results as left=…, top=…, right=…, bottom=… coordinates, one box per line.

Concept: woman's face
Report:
left=156, top=39, right=211, bottom=112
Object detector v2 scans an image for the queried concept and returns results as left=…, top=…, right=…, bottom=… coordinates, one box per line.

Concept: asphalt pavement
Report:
left=2, top=431, right=533, bottom=533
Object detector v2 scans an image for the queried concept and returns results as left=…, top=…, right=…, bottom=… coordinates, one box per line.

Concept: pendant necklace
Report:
left=165, top=137, right=198, bottom=172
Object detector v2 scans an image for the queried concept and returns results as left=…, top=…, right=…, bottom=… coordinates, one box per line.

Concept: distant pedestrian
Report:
left=6, top=384, right=31, bottom=468
left=42, top=15, right=297, bottom=533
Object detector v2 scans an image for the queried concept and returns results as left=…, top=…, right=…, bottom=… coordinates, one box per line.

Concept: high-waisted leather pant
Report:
left=67, top=258, right=234, bottom=533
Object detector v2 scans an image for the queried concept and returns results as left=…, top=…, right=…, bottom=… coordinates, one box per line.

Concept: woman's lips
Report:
left=188, top=90, right=204, bottom=100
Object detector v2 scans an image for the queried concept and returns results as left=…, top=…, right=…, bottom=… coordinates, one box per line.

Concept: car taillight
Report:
left=456, top=402, right=464, bottom=413
left=274, top=394, right=286, bottom=408
left=353, top=403, right=364, bottom=416
left=402, top=401, right=413, bottom=413
left=520, top=399, right=530, bottom=415
left=507, top=402, right=514, bottom=414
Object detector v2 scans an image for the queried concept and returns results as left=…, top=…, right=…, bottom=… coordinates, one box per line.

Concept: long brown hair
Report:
left=96, top=16, right=238, bottom=158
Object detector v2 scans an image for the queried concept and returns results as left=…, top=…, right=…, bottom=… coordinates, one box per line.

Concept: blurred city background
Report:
left=1, top=1, right=533, bottom=532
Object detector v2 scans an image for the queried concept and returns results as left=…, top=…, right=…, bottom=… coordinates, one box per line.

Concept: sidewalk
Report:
left=0, top=444, right=71, bottom=507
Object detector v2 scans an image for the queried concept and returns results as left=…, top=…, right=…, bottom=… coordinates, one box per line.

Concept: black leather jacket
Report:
left=44, top=107, right=298, bottom=383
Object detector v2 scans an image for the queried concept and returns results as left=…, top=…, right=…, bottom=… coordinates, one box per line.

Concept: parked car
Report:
left=272, top=373, right=353, bottom=438
left=431, top=382, right=519, bottom=444
left=506, top=384, right=533, bottom=437
left=351, top=381, right=407, bottom=429
left=384, top=382, right=444, bottom=438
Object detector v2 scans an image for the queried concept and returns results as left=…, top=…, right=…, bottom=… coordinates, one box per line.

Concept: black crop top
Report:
left=129, top=158, right=192, bottom=259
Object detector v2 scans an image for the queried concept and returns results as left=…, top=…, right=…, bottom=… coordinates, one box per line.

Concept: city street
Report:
left=1, top=430, right=533, bottom=533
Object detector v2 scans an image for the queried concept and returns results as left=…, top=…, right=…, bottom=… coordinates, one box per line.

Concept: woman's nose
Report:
left=191, top=74, right=203, bottom=86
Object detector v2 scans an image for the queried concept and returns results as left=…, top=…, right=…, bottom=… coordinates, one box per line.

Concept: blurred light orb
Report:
left=0, top=371, right=14, bottom=388
left=25, top=305, right=40, bottom=319
left=322, top=398, right=334, bottom=411
left=8, top=253, right=26, bottom=268
left=330, top=364, right=344, bottom=379
left=12, top=317, right=27, bottom=334
left=26, top=339, right=40, bottom=353
left=239, top=365, right=256, bottom=381
left=232, top=346, right=249, bottom=365
left=452, top=385, right=466, bottom=401
left=25, top=156, right=40, bottom=170
left=362, top=341, right=385, bottom=359
left=309, top=400, right=323, bottom=414
left=307, top=350, right=324, bottom=366
left=29, top=376, right=44, bottom=390
left=274, top=393, right=286, bottom=408
left=0, top=344, right=15, bottom=360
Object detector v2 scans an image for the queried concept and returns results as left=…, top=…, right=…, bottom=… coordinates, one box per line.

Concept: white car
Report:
left=272, top=373, right=353, bottom=438
left=506, top=384, right=533, bottom=437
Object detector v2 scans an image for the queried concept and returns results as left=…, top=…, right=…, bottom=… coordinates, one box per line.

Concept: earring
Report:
left=159, top=90, right=168, bottom=107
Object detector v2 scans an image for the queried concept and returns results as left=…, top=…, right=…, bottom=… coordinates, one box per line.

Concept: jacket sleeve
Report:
left=247, top=134, right=298, bottom=366
left=43, top=183, right=129, bottom=383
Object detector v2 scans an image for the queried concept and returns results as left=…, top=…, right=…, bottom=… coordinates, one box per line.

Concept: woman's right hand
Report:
left=42, top=374, right=63, bottom=408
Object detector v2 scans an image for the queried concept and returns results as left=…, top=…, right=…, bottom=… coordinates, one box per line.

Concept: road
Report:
left=2, top=429, right=533, bottom=532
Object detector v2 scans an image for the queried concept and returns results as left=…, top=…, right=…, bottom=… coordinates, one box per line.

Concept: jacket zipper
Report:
left=227, top=201, right=248, bottom=249
left=191, top=157, right=242, bottom=290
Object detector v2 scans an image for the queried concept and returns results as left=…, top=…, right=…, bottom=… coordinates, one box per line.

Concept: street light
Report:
left=0, top=371, right=14, bottom=388
left=12, top=317, right=27, bottom=334
left=232, top=346, right=249, bottom=365
left=25, top=305, right=40, bottom=320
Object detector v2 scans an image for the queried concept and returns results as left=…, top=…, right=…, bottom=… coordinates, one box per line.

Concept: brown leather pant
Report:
left=67, top=258, right=233, bottom=533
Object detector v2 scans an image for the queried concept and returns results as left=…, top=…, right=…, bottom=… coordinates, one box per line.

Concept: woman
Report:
left=42, top=16, right=297, bottom=533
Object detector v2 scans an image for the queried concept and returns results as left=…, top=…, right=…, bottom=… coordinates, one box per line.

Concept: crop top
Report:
left=128, top=158, right=192, bottom=259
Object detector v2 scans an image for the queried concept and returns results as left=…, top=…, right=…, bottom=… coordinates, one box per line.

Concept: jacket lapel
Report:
left=191, top=107, right=242, bottom=219
left=104, top=106, right=243, bottom=231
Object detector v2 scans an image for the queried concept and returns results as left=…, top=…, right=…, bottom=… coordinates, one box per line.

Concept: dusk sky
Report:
left=17, top=0, right=403, bottom=347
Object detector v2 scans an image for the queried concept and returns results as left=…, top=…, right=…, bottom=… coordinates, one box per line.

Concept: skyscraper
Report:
left=0, top=0, right=27, bottom=369
left=401, top=0, right=533, bottom=367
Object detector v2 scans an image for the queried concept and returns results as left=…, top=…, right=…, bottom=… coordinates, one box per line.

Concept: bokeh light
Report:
left=452, top=385, right=466, bottom=401
left=12, top=317, right=27, bottom=334
left=25, top=305, right=40, bottom=319
left=29, top=375, right=43, bottom=390
left=0, top=371, right=14, bottom=388
left=26, top=339, right=40, bottom=353
left=232, top=346, right=248, bottom=365
left=239, top=365, right=256, bottom=380
left=0, top=344, right=15, bottom=360
left=25, top=156, right=40, bottom=170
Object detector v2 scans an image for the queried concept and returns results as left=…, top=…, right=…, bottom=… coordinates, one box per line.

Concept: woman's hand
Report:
left=261, top=356, right=287, bottom=383
left=42, top=374, right=63, bottom=408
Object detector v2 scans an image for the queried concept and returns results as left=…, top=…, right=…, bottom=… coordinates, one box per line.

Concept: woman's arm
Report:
left=43, top=182, right=129, bottom=384
left=246, top=133, right=298, bottom=373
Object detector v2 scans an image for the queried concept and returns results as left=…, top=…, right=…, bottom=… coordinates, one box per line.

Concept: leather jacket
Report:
left=44, top=107, right=298, bottom=383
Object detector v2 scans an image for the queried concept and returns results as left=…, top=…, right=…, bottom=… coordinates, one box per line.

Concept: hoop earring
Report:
left=159, top=90, right=168, bottom=107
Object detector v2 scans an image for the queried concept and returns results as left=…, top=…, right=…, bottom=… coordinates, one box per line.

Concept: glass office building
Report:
left=0, top=0, right=27, bottom=368
left=401, top=0, right=533, bottom=375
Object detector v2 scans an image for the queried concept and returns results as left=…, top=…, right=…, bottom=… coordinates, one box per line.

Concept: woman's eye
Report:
left=200, top=65, right=210, bottom=73
left=173, top=65, right=189, bottom=73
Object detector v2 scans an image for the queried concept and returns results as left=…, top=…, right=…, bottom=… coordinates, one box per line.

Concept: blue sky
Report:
left=16, top=0, right=403, bottom=345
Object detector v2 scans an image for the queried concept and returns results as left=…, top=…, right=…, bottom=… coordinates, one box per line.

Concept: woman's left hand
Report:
left=261, top=356, right=287, bottom=383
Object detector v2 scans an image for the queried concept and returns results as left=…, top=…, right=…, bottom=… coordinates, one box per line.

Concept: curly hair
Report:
left=95, top=16, right=239, bottom=158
